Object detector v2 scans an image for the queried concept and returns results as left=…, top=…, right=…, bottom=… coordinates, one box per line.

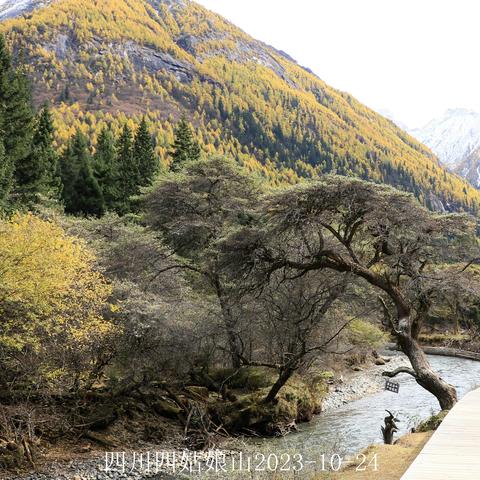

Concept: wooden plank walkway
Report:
left=401, top=388, right=480, bottom=479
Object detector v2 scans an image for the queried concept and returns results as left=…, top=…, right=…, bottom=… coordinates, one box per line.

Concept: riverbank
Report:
left=324, top=342, right=480, bottom=411
left=6, top=350, right=471, bottom=480
left=318, top=431, right=433, bottom=480
left=322, top=352, right=410, bottom=411
left=317, top=410, right=447, bottom=480
left=2, top=352, right=409, bottom=480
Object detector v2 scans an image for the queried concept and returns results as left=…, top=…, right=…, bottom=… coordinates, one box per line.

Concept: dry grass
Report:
left=314, top=432, right=432, bottom=480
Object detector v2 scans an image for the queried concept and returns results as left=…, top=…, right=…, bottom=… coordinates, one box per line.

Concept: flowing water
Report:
left=242, top=353, right=480, bottom=466
left=164, top=353, right=480, bottom=479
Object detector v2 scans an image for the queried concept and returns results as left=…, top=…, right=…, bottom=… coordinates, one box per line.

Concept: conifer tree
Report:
left=94, top=126, right=118, bottom=210
left=169, top=117, right=201, bottom=171
left=17, top=105, right=60, bottom=201
left=0, top=34, right=34, bottom=206
left=0, top=140, right=13, bottom=211
left=59, top=140, right=77, bottom=211
left=116, top=124, right=137, bottom=214
left=72, top=157, right=105, bottom=217
left=0, top=36, right=34, bottom=177
left=190, top=139, right=201, bottom=163
left=133, top=117, right=157, bottom=186
left=60, top=131, right=83, bottom=210
left=35, top=105, right=60, bottom=195
left=60, top=130, right=104, bottom=216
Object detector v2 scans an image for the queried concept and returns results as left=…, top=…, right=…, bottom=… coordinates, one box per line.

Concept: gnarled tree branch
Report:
left=382, top=366, right=417, bottom=378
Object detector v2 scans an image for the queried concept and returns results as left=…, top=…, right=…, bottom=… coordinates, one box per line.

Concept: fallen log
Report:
left=83, top=431, right=118, bottom=448
left=385, top=343, right=480, bottom=362
left=422, top=346, right=480, bottom=361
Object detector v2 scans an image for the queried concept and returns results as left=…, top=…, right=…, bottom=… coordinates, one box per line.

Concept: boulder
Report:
left=152, top=399, right=182, bottom=419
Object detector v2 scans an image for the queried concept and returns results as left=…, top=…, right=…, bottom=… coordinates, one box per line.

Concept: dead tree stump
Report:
left=381, top=409, right=399, bottom=444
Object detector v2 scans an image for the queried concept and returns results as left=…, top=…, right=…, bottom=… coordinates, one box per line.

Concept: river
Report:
left=16, top=353, right=480, bottom=479
left=239, top=353, right=480, bottom=472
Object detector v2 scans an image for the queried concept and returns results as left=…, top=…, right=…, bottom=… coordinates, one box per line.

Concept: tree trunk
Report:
left=454, top=300, right=460, bottom=335
left=218, top=293, right=242, bottom=369
left=263, top=367, right=294, bottom=404
left=384, top=291, right=457, bottom=410
left=396, top=319, right=457, bottom=410
left=225, top=327, right=242, bottom=369
left=421, top=346, right=480, bottom=361
left=212, top=276, right=243, bottom=368
left=282, top=254, right=458, bottom=409
left=381, top=411, right=398, bottom=445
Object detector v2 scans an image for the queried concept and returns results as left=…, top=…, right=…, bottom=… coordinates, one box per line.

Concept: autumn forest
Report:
left=2, top=0, right=480, bottom=478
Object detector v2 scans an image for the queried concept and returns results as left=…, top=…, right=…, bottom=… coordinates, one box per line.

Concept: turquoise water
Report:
left=245, top=354, right=480, bottom=461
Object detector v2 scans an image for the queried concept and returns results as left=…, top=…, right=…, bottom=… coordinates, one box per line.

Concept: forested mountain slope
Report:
left=2, top=0, right=479, bottom=211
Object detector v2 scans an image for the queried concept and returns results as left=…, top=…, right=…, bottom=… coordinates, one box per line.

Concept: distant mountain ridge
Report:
left=1, top=0, right=480, bottom=212
left=0, top=0, right=52, bottom=20
left=376, top=108, right=409, bottom=132
left=411, top=109, right=480, bottom=187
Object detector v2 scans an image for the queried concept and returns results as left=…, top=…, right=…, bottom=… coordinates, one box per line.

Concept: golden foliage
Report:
left=0, top=213, right=115, bottom=384
left=1, top=0, right=479, bottom=209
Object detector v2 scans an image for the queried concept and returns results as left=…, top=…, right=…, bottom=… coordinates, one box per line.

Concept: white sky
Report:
left=196, top=0, right=480, bottom=129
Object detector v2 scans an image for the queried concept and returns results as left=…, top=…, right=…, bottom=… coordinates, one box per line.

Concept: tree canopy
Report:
left=221, top=175, right=480, bottom=408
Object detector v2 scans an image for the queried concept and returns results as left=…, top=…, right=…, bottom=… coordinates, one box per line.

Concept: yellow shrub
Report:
left=348, top=319, right=389, bottom=349
left=0, top=213, right=116, bottom=387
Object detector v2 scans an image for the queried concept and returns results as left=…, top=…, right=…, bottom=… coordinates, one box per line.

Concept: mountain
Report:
left=456, top=147, right=480, bottom=188
left=411, top=109, right=480, bottom=187
left=1, top=0, right=480, bottom=212
left=376, top=108, right=409, bottom=131
left=0, top=0, right=51, bottom=20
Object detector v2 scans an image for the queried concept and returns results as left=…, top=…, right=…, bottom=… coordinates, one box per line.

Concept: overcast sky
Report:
left=196, top=0, right=480, bottom=129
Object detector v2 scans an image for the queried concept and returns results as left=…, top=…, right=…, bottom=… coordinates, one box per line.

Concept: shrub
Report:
left=0, top=213, right=116, bottom=394
left=348, top=319, right=390, bottom=349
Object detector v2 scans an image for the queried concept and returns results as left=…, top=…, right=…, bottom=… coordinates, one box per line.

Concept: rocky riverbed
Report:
left=4, top=456, right=165, bottom=480
left=321, top=351, right=410, bottom=411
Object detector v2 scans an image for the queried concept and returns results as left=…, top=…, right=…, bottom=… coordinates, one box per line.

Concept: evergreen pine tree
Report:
left=59, top=139, right=77, bottom=210
left=116, top=124, right=137, bottom=214
left=59, top=84, right=70, bottom=103
left=169, top=117, right=201, bottom=171
left=8, top=74, right=35, bottom=181
left=60, top=130, right=104, bottom=216
left=0, top=36, right=34, bottom=178
left=18, top=105, right=60, bottom=201
left=190, top=139, right=201, bottom=163
left=94, top=126, right=118, bottom=210
left=0, top=139, right=13, bottom=212
left=36, top=105, right=60, bottom=194
left=0, top=34, right=11, bottom=75
left=133, top=117, right=157, bottom=187
left=0, top=34, right=34, bottom=206
left=72, top=157, right=105, bottom=217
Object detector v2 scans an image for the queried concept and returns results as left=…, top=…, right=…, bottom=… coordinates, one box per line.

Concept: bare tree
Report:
left=222, top=176, right=479, bottom=409
left=241, top=271, right=350, bottom=403
left=66, top=214, right=221, bottom=383
left=144, top=156, right=260, bottom=368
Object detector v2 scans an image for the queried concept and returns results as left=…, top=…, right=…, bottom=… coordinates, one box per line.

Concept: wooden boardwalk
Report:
left=400, top=388, right=480, bottom=479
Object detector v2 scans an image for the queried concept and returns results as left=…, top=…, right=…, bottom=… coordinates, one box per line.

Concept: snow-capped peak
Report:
left=410, top=108, right=480, bottom=169
left=0, top=0, right=52, bottom=20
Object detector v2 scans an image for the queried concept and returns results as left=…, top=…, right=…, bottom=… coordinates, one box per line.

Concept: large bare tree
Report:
left=243, top=271, right=350, bottom=403
left=222, top=176, right=478, bottom=409
left=144, top=156, right=260, bottom=368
